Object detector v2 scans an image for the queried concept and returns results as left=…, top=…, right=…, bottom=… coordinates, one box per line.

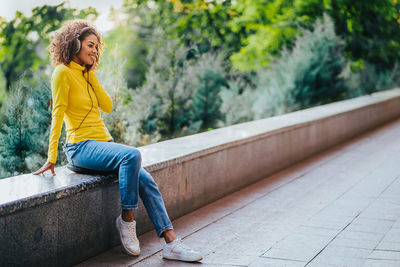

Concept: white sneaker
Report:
left=162, top=239, right=203, bottom=262
left=115, top=215, right=140, bottom=256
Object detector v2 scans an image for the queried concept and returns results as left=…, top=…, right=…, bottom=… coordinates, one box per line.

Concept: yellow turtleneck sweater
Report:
left=47, top=61, right=113, bottom=164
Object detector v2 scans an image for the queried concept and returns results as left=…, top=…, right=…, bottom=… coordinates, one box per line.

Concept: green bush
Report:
left=253, top=15, right=348, bottom=119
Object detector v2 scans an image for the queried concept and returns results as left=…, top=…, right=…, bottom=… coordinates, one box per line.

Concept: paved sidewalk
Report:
left=77, top=118, right=400, bottom=267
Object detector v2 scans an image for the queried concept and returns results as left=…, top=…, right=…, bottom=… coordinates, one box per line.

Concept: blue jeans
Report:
left=64, top=140, right=173, bottom=237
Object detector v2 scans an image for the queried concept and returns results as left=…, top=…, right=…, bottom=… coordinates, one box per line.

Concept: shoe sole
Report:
left=163, top=253, right=203, bottom=262
left=116, top=219, right=141, bottom=256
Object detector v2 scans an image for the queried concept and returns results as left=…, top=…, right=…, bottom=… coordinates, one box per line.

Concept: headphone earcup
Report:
left=74, top=39, right=81, bottom=54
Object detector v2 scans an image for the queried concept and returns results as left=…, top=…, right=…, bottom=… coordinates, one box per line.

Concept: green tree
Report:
left=252, top=16, right=348, bottom=118
left=329, top=0, right=400, bottom=68
left=0, top=84, right=33, bottom=177
left=229, top=0, right=400, bottom=72
left=186, top=53, right=227, bottom=132
left=230, top=0, right=327, bottom=72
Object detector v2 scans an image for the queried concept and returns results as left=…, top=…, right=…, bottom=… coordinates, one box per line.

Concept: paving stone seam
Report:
left=374, top=249, right=400, bottom=253
left=304, top=172, right=400, bottom=265
left=259, top=256, right=307, bottom=263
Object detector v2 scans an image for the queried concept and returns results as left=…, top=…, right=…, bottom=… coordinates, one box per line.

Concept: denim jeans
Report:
left=64, top=139, right=173, bottom=237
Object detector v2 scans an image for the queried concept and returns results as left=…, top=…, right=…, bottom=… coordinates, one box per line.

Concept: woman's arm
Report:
left=47, top=69, right=70, bottom=163
left=33, top=68, right=70, bottom=175
left=87, top=71, right=113, bottom=113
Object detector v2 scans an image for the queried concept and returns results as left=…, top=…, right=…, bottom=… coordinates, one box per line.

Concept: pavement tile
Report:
left=308, top=255, right=366, bottom=267
left=248, top=257, right=306, bottom=267
left=201, top=252, right=254, bottom=266
left=302, top=216, right=354, bottom=230
left=213, top=229, right=278, bottom=256
left=375, top=242, right=400, bottom=251
left=294, top=226, right=340, bottom=238
left=363, top=259, right=400, bottom=267
left=391, top=220, right=400, bottom=229
left=329, top=237, right=380, bottom=250
left=261, top=247, right=320, bottom=262
left=368, top=250, right=400, bottom=261
left=338, top=231, right=384, bottom=242
left=346, top=218, right=395, bottom=235
left=317, top=245, right=372, bottom=258
left=380, top=228, right=400, bottom=243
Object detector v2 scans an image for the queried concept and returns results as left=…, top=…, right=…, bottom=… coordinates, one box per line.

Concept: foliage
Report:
left=0, top=73, right=67, bottom=178
left=122, top=0, right=243, bottom=53
left=103, top=24, right=148, bottom=89
left=134, top=38, right=195, bottom=142
left=252, top=15, right=348, bottom=118
left=97, top=44, right=132, bottom=144
left=185, top=53, right=227, bottom=132
left=0, top=83, right=32, bottom=177
left=230, top=0, right=327, bottom=72
left=343, top=62, right=400, bottom=97
left=229, top=0, right=400, bottom=71
left=220, top=76, right=256, bottom=126
left=329, top=0, right=400, bottom=68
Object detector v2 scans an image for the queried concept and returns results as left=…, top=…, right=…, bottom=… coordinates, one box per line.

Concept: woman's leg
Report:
left=67, top=140, right=142, bottom=210
left=138, top=168, right=174, bottom=238
left=66, top=140, right=173, bottom=229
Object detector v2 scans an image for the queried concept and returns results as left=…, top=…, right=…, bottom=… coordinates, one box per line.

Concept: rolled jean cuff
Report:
left=157, top=225, right=174, bottom=238
left=121, top=205, right=138, bottom=210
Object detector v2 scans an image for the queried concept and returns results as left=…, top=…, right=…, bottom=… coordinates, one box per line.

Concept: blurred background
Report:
left=0, top=0, right=400, bottom=178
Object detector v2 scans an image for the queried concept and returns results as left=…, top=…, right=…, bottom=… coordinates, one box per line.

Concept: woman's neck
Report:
left=72, top=56, right=84, bottom=66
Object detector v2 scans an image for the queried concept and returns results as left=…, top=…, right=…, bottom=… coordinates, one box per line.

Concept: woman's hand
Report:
left=32, top=161, right=56, bottom=176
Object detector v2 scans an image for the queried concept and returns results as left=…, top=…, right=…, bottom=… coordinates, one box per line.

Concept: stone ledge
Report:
left=2, top=89, right=399, bottom=218
left=1, top=88, right=400, bottom=266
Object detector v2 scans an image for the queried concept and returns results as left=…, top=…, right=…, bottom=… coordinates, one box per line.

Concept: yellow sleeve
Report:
left=87, top=71, right=113, bottom=113
left=47, top=68, right=70, bottom=164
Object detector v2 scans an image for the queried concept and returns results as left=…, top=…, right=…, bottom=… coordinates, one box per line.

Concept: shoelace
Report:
left=173, top=239, right=193, bottom=252
left=126, top=223, right=138, bottom=242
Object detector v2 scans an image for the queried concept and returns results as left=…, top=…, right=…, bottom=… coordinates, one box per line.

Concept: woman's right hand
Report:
left=33, top=161, right=56, bottom=176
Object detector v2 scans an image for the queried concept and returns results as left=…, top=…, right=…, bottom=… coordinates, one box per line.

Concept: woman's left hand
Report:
left=32, top=161, right=56, bottom=176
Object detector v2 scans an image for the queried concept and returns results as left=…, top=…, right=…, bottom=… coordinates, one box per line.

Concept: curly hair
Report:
left=48, top=19, right=104, bottom=70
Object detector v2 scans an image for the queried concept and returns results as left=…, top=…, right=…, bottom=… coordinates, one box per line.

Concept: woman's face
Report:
left=74, top=34, right=99, bottom=67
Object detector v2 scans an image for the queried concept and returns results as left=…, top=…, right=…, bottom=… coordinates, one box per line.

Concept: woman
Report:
left=33, top=19, right=202, bottom=263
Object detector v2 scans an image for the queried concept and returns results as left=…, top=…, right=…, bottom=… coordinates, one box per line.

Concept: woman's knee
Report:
left=124, top=147, right=142, bottom=166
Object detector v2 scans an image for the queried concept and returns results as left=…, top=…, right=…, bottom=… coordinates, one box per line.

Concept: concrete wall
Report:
left=1, top=89, right=400, bottom=266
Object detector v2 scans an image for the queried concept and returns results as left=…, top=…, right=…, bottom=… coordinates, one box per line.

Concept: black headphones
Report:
left=74, top=26, right=93, bottom=54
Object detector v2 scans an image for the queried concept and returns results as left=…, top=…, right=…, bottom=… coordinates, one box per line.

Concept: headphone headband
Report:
left=76, top=26, right=93, bottom=39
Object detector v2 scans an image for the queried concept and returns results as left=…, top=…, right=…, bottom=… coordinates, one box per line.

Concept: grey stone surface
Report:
left=346, top=218, right=395, bottom=234
left=101, top=183, right=121, bottom=246
left=329, top=236, right=380, bottom=250
left=368, top=250, right=400, bottom=261
left=308, top=255, right=366, bottom=267
left=376, top=241, right=400, bottom=251
left=0, top=216, right=5, bottom=266
left=363, top=259, right=400, bottom=267
left=56, top=188, right=105, bottom=266
left=248, top=257, right=306, bottom=267
left=3, top=202, right=59, bottom=267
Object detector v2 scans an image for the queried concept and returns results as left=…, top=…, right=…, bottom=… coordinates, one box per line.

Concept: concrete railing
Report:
left=1, top=88, right=400, bottom=266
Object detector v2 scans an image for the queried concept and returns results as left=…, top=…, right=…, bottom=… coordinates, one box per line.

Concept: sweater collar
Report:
left=68, top=60, right=85, bottom=71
